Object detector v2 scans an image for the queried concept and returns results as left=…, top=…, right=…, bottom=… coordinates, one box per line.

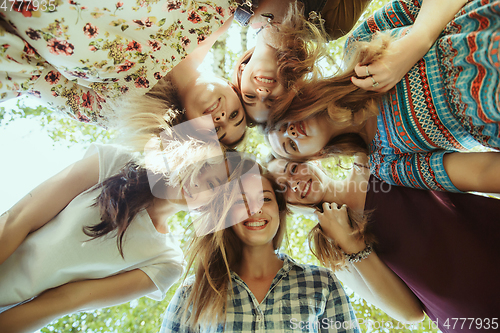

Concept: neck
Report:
left=324, top=114, right=378, bottom=146
left=322, top=177, right=345, bottom=204
left=234, top=244, right=283, bottom=280
left=169, top=61, right=200, bottom=102
left=321, top=176, right=368, bottom=212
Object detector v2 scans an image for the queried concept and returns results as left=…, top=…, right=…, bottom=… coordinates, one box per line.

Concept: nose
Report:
left=288, top=180, right=300, bottom=193
left=286, top=123, right=298, bottom=138
left=248, top=200, right=263, bottom=216
left=256, top=87, right=270, bottom=101
left=214, top=110, right=226, bottom=123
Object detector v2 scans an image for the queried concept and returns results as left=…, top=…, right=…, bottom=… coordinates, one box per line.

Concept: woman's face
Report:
left=182, top=161, right=229, bottom=209
left=230, top=174, right=280, bottom=248
left=267, top=115, right=332, bottom=159
left=183, top=75, right=246, bottom=146
left=239, top=34, right=285, bottom=124
left=267, top=159, right=326, bottom=205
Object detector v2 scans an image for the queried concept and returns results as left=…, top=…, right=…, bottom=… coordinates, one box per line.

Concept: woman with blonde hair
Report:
left=267, top=156, right=500, bottom=333
left=161, top=158, right=362, bottom=332
left=1, top=1, right=247, bottom=146
left=267, top=0, right=500, bottom=194
left=0, top=138, right=233, bottom=332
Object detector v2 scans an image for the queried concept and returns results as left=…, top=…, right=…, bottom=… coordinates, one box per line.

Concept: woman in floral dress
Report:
left=0, top=0, right=236, bottom=127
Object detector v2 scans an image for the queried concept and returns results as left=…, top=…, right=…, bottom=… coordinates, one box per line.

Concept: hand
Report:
left=314, top=202, right=365, bottom=253
left=351, top=35, right=428, bottom=93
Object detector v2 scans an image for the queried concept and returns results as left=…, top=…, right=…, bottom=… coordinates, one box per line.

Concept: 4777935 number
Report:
left=440, top=318, right=498, bottom=330
left=0, top=0, right=56, bottom=13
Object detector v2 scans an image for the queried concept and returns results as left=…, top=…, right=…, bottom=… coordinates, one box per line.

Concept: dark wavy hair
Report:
left=84, top=163, right=154, bottom=258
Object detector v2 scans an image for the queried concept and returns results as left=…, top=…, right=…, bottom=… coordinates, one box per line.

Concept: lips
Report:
left=204, top=98, right=221, bottom=115
left=254, top=76, right=276, bottom=87
left=182, top=186, right=193, bottom=198
left=243, top=219, right=269, bottom=230
left=295, top=121, right=307, bottom=136
left=301, top=179, right=312, bottom=199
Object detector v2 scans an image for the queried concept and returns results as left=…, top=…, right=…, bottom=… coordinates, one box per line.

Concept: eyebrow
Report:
left=283, top=162, right=288, bottom=174
left=244, top=101, right=256, bottom=107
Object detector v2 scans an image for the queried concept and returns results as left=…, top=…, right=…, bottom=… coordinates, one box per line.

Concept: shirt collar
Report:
left=277, top=252, right=307, bottom=272
left=230, top=253, right=305, bottom=279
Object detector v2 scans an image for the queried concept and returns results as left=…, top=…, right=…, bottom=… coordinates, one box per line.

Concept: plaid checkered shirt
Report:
left=161, top=254, right=360, bottom=332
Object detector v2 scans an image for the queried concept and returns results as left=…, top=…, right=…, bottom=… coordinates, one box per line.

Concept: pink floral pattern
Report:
left=0, top=0, right=236, bottom=126
left=82, top=23, right=98, bottom=38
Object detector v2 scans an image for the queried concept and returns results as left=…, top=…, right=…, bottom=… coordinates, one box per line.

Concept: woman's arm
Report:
left=0, top=269, right=156, bottom=333
left=443, top=151, right=500, bottom=194
left=179, top=16, right=234, bottom=66
left=0, top=153, right=99, bottom=265
left=352, top=0, right=468, bottom=92
left=335, top=254, right=424, bottom=323
left=316, top=203, right=424, bottom=323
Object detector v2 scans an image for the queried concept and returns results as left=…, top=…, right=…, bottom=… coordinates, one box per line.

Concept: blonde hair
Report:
left=114, top=75, right=189, bottom=152
left=182, top=160, right=289, bottom=328
left=308, top=207, right=375, bottom=271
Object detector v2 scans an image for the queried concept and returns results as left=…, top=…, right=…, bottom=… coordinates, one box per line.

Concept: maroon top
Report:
left=365, top=176, right=500, bottom=333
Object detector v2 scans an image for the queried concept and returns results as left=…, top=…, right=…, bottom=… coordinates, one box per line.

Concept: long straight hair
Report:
left=114, top=75, right=188, bottom=153
left=182, top=161, right=289, bottom=328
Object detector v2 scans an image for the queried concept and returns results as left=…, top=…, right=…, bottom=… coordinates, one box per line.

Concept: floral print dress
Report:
left=0, top=0, right=236, bottom=126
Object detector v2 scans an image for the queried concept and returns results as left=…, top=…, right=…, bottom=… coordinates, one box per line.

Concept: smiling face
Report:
left=268, top=114, right=333, bottom=159
left=230, top=174, right=281, bottom=248
left=267, top=159, right=327, bottom=206
left=239, top=36, right=286, bottom=124
left=182, top=75, right=246, bottom=145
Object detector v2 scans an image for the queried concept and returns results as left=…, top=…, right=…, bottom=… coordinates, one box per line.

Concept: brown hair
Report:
left=308, top=205, right=375, bottom=271
left=233, top=2, right=328, bottom=125
left=267, top=33, right=395, bottom=156
left=321, top=0, right=371, bottom=40
left=182, top=159, right=289, bottom=328
left=84, top=162, right=154, bottom=258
